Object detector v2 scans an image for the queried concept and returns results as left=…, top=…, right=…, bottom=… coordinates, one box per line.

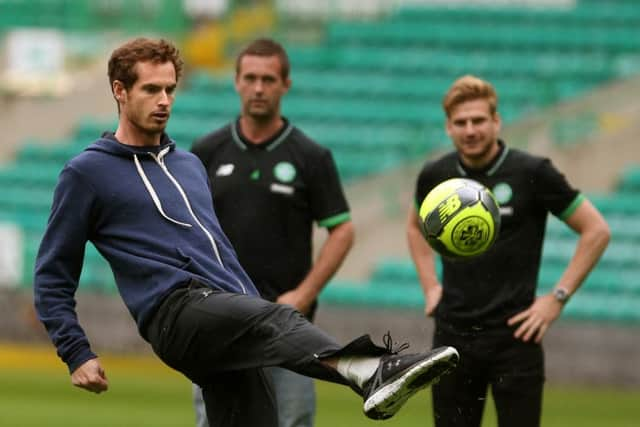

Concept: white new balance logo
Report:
left=216, top=164, right=234, bottom=176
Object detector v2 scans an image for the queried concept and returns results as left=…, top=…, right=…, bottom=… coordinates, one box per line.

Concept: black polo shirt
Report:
left=191, top=118, right=350, bottom=307
left=414, top=140, right=583, bottom=327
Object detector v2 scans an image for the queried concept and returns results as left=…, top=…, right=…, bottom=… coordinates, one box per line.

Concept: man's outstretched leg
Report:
left=146, top=284, right=459, bottom=425
left=329, top=344, right=460, bottom=420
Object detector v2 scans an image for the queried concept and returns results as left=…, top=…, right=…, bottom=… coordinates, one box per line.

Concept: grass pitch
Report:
left=0, top=343, right=638, bottom=426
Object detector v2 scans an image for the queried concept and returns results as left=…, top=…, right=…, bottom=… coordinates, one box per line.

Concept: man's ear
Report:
left=493, top=111, right=502, bottom=134
left=445, top=118, right=452, bottom=137
left=282, top=77, right=292, bottom=95
left=112, top=80, right=126, bottom=102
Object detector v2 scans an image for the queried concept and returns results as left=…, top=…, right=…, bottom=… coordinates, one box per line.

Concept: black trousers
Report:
left=145, top=281, right=384, bottom=427
left=432, top=321, right=544, bottom=427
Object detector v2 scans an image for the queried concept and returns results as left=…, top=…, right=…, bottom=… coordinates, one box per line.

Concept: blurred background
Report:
left=0, top=0, right=639, bottom=425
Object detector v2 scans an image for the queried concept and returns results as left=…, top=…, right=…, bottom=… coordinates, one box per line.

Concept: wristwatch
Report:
left=552, top=287, right=571, bottom=304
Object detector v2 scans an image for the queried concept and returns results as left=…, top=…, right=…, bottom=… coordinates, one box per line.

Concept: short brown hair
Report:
left=108, top=38, right=183, bottom=91
left=235, top=38, right=290, bottom=81
left=442, top=75, right=498, bottom=118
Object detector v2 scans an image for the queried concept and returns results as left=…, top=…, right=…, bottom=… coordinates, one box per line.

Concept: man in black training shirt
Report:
left=191, top=38, right=354, bottom=427
left=407, top=75, right=610, bottom=427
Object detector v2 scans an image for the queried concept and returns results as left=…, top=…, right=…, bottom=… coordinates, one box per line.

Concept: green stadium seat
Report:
left=0, top=0, right=189, bottom=33
left=16, top=141, right=85, bottom=164
left=616, top=166, right=640, bottom=193
left=370, top=258, right=443, bottom=286
left=563, top=293, right=640, bottom=323
left=590, top=193, right=640, bottom=215
left=320, top=280, right=424, bottom=310
left=73, top=117, right=120, bottom=140
left=0, top=187, right=53, bottom=215
left=0, top=163, right=61, bottom=190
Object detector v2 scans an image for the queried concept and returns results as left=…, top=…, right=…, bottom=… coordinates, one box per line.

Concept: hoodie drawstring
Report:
left=134, top=153, right=193, bottom=228
left=134, top=149, right=247, bottom=294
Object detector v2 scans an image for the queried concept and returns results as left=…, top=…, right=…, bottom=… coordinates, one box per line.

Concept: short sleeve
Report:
left=307, top=149, right=351, bottom=228
left=414, top=162, right=443, bottom=211
left=532, top=158, right=582, bottom=219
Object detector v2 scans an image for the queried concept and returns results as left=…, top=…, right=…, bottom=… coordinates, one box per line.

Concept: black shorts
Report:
left=432, top=320, right=545, bottom=427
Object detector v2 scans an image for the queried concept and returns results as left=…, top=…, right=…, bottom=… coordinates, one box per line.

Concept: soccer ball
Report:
left=419, top=178, right=501, bottom=259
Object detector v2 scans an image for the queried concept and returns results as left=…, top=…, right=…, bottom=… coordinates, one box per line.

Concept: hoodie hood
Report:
left=88, top=131, right=176, bottom=157
left=90, top=132, right=191, bottom=228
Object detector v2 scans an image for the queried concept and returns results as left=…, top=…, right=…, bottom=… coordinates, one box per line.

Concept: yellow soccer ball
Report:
left=419, top=178, right=501, bottom=259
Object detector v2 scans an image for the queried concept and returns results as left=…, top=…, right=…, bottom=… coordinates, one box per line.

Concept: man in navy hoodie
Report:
left=33, top=37, right=459, bottom=427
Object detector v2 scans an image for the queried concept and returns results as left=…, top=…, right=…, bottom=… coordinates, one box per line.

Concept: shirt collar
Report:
left=231, top=117, right=293, bottom=151
left=456, top=139, right=509, bottom=177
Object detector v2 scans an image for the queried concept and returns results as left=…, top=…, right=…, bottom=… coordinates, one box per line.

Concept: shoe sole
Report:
left=363, top=346, right=459, bottom=420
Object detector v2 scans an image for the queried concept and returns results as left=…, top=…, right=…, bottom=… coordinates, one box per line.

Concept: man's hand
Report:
left=424, top=284, right=443, bottom=317
left=507, top=294, right=563, bottom=343
left=71, top=358, right=109, bottom=394
left=277, top=288, right=313, bottom=315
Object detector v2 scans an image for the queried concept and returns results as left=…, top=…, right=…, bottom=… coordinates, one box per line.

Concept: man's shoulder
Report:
left=419, top=150, right=458, bottom=174
left=287, top=126, right=330, bottom=157
left=192, top=123, right=234, bottom=150
left=503, top=146, right=548, bottom=170
left=173, top=146, right=203, bottom=161
left=66, top=140, right=110, bottom=170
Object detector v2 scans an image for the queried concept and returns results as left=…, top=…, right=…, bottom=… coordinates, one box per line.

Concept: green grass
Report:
left=0, top=345, right=638, bottom=426
left=0, top=369, right=192, bottom=427
left=315, top=382, right=640, bottom=427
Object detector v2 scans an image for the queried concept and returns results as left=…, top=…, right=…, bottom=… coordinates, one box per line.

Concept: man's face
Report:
left=446, top=98, right=501, bottom=165
left=116, top=61, right=176, bottom=135
left=235, top=55, right=290, bottom=120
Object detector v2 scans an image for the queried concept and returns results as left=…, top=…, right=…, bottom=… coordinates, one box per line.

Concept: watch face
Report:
left=554, top=288, right=569, bottom=303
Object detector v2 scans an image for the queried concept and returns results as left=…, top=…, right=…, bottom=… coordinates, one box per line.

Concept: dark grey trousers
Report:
left=145, top=281, right=384, bottom=427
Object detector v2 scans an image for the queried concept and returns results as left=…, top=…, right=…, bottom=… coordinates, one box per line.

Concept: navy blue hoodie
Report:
left=34, top=133, right=259, bottom=372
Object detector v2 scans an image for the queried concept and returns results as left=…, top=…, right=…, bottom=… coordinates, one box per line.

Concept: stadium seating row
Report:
left=190, top=68, right=603, bottom=104
left=370, top=256, right=640, bottom=295
left=319, top=279, right=640, bottom=324
left=546, top=213, right=640, bottom=242
left=0, top=0, right=188, bottom=32
left=391, top=3, right=640, bottom=27
left=294, top=46, right=618, bottom=81
left=174, top=92, right=439, bottom=125
left=16, top=140, right=86, bottom=163
left=319, top=253, right=640, bottom=324
left=590, top=193, right=640, bottom=215
left=616, top=166, right=640, bottom=193
left=327, top=21, right=640, bottom=52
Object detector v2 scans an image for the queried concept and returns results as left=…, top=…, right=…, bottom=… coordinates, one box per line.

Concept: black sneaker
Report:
left=362, top=346, right=459, bottom=420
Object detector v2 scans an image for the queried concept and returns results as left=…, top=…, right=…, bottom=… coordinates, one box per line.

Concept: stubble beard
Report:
left=134, top=117, right=167, bottom=137
left=460, top=136, right=497, bottom=165
left=247, top=106, right=276, bottom=124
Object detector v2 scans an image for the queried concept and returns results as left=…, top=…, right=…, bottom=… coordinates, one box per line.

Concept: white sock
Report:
left=336, top=356, right=380, bottom=388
